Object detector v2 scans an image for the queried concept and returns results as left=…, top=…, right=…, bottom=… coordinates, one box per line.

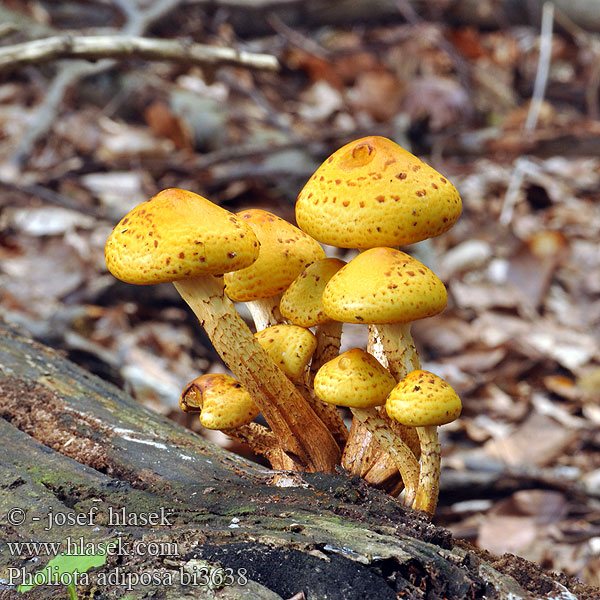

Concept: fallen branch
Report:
left=0, top=34, right=279, bottom=73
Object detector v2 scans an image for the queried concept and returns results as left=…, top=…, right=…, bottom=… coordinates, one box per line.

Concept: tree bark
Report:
left=0, top=322, right=591, bottom=600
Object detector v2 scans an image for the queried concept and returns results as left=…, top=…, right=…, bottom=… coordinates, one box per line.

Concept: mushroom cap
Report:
left=180, top=373, right=259, bottom=430
left=386, top=370, right=461, bottom=427
left=322, top=247, right=447, bottom=324
left=224, top=209, right=326, bottom=302
left=314, top=348, right=396, bottom=408
left=279, top=257, right=346, bottom=327
left=254, top=324, right=317, bottom=381
left=295, top=136, right=461, bottom=249
left=105, top=188, right=260, bottom=285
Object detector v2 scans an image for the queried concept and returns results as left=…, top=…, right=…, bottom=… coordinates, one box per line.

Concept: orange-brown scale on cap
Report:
left=224, top=209, right=325, bottom=302
left=105, top=188, right=260, bottom=285
left=322, top=247, right=447, bottom=325
left=296, top=136, right=461, bottom=249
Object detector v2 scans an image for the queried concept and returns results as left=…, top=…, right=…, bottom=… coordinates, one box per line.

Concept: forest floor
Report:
left=0, top=0, right=599, bottom=589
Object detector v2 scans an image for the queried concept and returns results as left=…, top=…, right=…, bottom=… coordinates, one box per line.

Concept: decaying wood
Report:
left=0, top=322, right=594, bottom=599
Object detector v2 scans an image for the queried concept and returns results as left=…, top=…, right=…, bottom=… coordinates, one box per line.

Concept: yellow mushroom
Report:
left=180, top=374, right=294, bottom=470
left=295, top=135, right=461, bottom=249
left=254, top=324, right=317, bottom=382
left=105, top=188, right=340, bottom=473
left=279, top=257, right=346, bottom=375
left=314, top=349, right=421, bottom=507
left=386, top=370, right=462, bottom=516
left=224, top=209, right=325, bottom=331
left=322, top=247, right=447, bottom=381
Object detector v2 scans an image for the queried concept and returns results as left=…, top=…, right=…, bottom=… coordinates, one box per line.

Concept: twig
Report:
left=395, top=0, right=472, bottom=90
left=266, top=12, right=329, bottom=59
left=1, top=0, right=176, bottom=171
left=0, top=180, right=107, bottom=219
left=500, top=1, right=554, bottom=226
left=0, top=34, right=279, bottom=73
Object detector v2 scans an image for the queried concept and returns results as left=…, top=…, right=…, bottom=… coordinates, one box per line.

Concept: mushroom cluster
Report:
left=105, top=136, right=462, bottom=517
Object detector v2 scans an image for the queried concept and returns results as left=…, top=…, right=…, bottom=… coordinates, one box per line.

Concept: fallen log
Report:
left=0, top=321, right=594, bottom=599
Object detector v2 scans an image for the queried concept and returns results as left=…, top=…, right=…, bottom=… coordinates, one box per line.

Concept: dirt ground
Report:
left=0, top=0, right=599, bottom=590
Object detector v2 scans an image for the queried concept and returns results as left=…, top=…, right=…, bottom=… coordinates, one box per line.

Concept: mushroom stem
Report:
left=296, top=379, right=348, bottom=451
left=374, top=322, right=420, bottom=381
left=342, top=325, right=418, bottom=484
left=223, top=422, right=296, bottom=471
left=341, top=326, right=384, bottom=475
left=412, top=425, right=440, bottom=516
left=310, top=321, right=343, bottom=377
left=349, top=407, right=420, bottom=507
left=247, top=294, right=283, bottom=331
left=375, top=323, right=447, bottom=517
left=173, top=275, right=341, bottom=473
left=341, top=416, right=371, bottom=476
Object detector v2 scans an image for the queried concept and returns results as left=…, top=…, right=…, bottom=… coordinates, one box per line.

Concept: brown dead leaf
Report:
left=401, top=76, right=471, bottom=131
left=285, top=48, right=344, bottom=89
left=347, top=69, right=403, bottom=122
left=144, top=101, right=194, bottom=151
left=483, top=412, right=578, bottom=468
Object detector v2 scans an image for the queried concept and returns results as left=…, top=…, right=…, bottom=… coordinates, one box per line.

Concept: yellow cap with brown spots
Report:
left=279, top=257, right=346, bottom=327
left=386, top=370, right=462, bottom=427
left=224, top=209, right=326, bottom=302
left=296, top=136, right=461, bottom=249
left=314, top=348, right=396, bottom=408
left=322, top=247, right=447, bottom=324
left=105, top=188, right=260, bottom=284
left=254, top=324, right=317, bottom=381
left=179, top=373, right=259, bottom=430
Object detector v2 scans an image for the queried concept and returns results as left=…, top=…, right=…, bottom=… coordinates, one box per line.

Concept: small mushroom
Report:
left=386, top=370, right=462, bottom=516
left=180, top=373, right=260, bottom=430
left=224, top=209, right=325, bottom=331
left=279, top=258, right=349, bottom=449
left=180, top=374, right=294, bottom=470
left=255, top=321, right=348, bottom=451
left=280, top=257, right=347, bottom=376
left=254, top=324, right=317, bottom=382
left=314, top=348, right=420, bottom=506
left=322, top=247, right=447, bottom=381
left=105, top=188, right=340, bottom=473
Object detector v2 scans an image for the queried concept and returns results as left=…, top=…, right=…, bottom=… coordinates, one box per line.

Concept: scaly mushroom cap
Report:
left=322, top=247, right=447, bottom=324
left=295, top=136, right=461, bottom=248
left=254, top=324, right=317, bottom=380
left=314, top=348, right=396, bottom=408
left=386, top=370, right=462, bottom=427
left=180, top=374, right=259, bottom=429
left=105, top=188, right=260, bottom=285
left=224, top=209, right=325, bottom=302
left=279, top=257, right=346, bottom=327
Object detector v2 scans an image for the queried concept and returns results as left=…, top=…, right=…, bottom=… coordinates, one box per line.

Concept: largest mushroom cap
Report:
left=224, top=209, right=325, bottom=302
left=295, top=136, right=462, bottom=248
left=105, top=188, right=259, bottom=284
left=322, top=247, right=447, bottom=324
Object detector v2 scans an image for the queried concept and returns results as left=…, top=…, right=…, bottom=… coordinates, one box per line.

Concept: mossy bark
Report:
left=0, top=322, right=591, bottom=600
